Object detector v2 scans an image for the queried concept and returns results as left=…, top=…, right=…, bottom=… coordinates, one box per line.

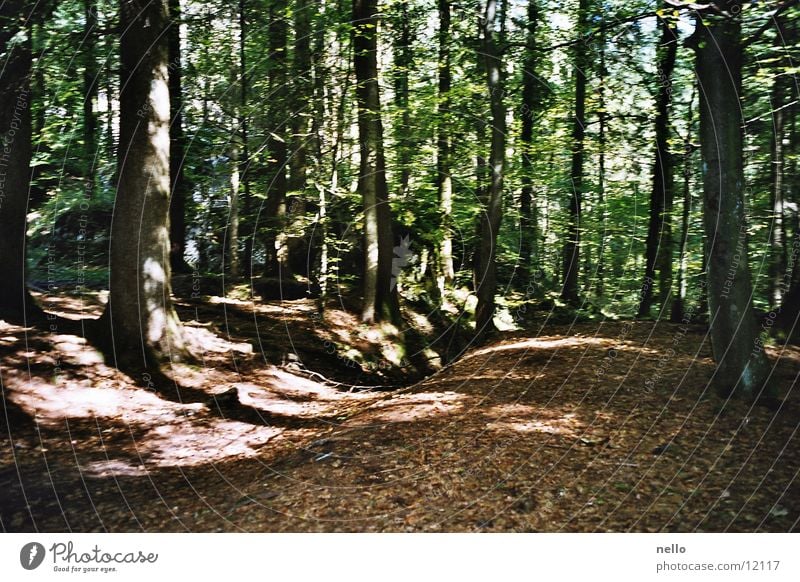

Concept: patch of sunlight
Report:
left=9, top=377, right=205, bottom=427
left=469, top=336, right=610, bottom=358
left=83, top=420, right=282, bottom=476
left=408, top=311, right=434, bottom=334
left=52, top=335, right=105, bottom=365
left=266, top=369, right=374, bottom=401
left=485, top=403, right=583, bottom=436
left=353, top=391, right=467, bottom=424
left=181, top=326, right=253, bottom=354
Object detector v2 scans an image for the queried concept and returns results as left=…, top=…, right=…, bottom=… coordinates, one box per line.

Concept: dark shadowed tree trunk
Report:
left=263, top=0, right=288, bottom=277
left=692, top=1, right=769, bottom=398
left=353, top=0, right=400, bottom=324
left=672, top=85, right=696, bottom=323
left=0, top=1, right=44, bottom=323
left=168, top=0, right=190, bottom=273
left=519, top=0, right=538, bottom=289
left=83, top=0, right=99, bottom=200
left=103, top=0, right=187, bottom=367
left=475, top=0, right=505, bottom=337
left=561, top=0, right=588, bottom=305
left=639, top=5, right=677, bottom=317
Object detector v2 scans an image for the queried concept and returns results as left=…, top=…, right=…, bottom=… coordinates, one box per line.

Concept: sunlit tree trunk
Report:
left=596, top=15, right=606, bottom=297
left=692, top=2, right=769, bottom=398
left=104, top=0, right=187, bottom=366
left=437, top=0, right=454, bottom=288
left=639, top=5, right=677, bottom=317
left=769, top=16, right=788, bottom=306
left=475, top=0, right=505, bottom=337
left=353, top=0, right=399, bottom=323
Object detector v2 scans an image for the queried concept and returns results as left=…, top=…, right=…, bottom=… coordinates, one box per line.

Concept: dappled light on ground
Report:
left=2, top=297, right=799, bottom=533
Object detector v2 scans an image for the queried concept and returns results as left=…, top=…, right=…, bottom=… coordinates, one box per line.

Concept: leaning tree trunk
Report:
left=0, top=1, right=43, bottom=323
left=353, top=0, right=400, bottom=324
left=474, top=0, right=505, bottom=337
left=692, top=2, right=769, bottom=399
left=561, top=0, right=588, bottom=305
left=104, top=0, right=187, bottom=367
left=639, top=5, right=677, bottom=317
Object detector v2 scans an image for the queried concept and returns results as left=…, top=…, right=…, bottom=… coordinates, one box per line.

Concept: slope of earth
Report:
left=1, top=295, right=798, bottom=532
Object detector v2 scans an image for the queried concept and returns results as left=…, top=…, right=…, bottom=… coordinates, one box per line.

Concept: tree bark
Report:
left=692, top=2, right=769, bottom=398
left=519, top=0, right=538, bottom=290
left=83, top=0, right=98, bottom=200
left=353, top=0, right=399, bottom=324
left=103, top=0, right=187, bottom=367
left=475, top=0, right=505, bottom=337
left=263, top=0, right=288, bottom=277
left=437, top=0, right=454, bottom=287
left=0, top=1, right=44, bottom=323
left=639, top=5, right=677, bottom=317
left=561, top=0, right=588, bottom=305
left=168, top=0, right=190, bottom=273
left=672, top=85, right=696, bottom=323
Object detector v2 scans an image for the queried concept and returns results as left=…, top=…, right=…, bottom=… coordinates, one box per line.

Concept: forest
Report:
left=0, top=0, right=799, bottom=532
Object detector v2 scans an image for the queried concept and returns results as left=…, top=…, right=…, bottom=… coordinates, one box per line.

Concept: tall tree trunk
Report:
left=519, top=0, right=538, bottom=289
left=353, top=0, right=399, bottom=324
left=263, top=0, right=288, bottom=278
left=238, top=0, right=254, bottom=279
left=769, top=16, right=788, bottom=306
left=561, top=0, right=588, bottom=305
left=596, top=14, right=606, bottom=297
left=437, top=0, right=454, bottom=287
left=692, top=2, right=769, bottom=399
left=168, top=0, right=189, bottom=273
left=0, top=1, right=43, bottom=323
left=672, top=85, right=696, bottom=323
left=394, top=0, right=412, bottom=199
left=475, top=0, right=505, bottom=337
left=279, top=0, right=316, bottom=277
left=83, top=0, right=98, bottom=199
left=104, top=0, right=187, bottom=366
left=639, top=5, right=677, bottom=317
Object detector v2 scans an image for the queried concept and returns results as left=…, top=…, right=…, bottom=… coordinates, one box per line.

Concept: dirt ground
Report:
left=1, top=294, right=799, bottom=532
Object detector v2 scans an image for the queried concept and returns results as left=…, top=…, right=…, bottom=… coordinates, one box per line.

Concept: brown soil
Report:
left=1, top=294, right=798, bottom=532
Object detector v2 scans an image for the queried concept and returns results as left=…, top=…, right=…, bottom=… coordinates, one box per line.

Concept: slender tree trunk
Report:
left=238, top=0, right=253, bottom=279
left=519, top=0, right=538, bottom=289
left=437, top=0, right=454, bottom=288
left=692, top=2, right=769, bottom=398
left=769, top=18, right=787, bottom=306
left=353, top=0, right=399, bottom=323
left=0, top=1, right=43, bottom=323
left=639, top=5, right=677, bottom=317
left=672, top=85, right=696, bottom=323
left=83, top=0, right=98, bottom=199
left=475, top=0, right=505, bottom=337
left=104, top=0, right=187, bottom=367
left=394, top=0, right=412, bottom=199
left=167, top=0, right=189, bottom=273
left=562, top=0, right=588, bottom=305
left=596, top=16, right=607, bottom=297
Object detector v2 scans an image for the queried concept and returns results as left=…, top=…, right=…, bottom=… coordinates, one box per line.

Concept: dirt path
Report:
left=1, top=298, right=799, bottom=532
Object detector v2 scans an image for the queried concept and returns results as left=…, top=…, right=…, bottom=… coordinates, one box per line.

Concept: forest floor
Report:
left=1, top=292, right=799, bottom=532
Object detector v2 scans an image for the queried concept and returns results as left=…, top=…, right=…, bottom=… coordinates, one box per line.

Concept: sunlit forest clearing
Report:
left=1, top=0, right=799, bottom=532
